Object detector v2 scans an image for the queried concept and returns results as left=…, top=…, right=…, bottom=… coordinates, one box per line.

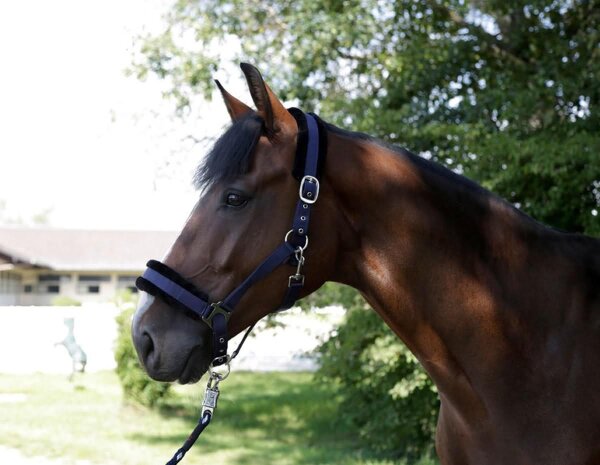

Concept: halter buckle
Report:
left=299, top=175, right=319, bottom=204
left=202, top=301, right=231, bottom=329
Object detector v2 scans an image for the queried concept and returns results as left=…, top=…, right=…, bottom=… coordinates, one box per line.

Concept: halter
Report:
left=135, top=109, right=326, bottom=465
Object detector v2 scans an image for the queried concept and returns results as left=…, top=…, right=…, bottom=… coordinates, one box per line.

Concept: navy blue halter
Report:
left=136, top=109, right=325, bottom=367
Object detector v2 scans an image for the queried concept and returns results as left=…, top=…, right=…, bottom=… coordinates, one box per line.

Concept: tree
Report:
left=302, top=284, right=440, bottom=459
left=133, top=0, right=599, bottom=235
left=0, top=199, right=53, bottom=226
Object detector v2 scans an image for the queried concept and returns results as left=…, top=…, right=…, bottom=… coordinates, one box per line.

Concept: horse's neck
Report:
left=324, top=129, right=594, bottom=413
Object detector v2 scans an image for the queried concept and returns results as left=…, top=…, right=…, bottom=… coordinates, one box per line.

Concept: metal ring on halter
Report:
left=284, top=229, right=309, bottom=251
left=208, top=358, right=231, bottom=382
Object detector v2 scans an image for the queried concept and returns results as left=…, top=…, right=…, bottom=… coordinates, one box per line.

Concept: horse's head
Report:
left=131, top=64, right=339, bottom=384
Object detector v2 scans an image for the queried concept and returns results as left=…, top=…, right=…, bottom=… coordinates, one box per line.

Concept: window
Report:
left=77, top=275, right=110, bottom=294
left=117, top=276, right=138, bottom=293
left=23, top=284, right=33, bottom=293
left=37, top=274, right=67, bottom=294
left=78, top=275, right=110, bottom=282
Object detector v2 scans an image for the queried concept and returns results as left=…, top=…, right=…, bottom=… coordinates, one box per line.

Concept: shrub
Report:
left=51, top=296, right=81, bottom=306
left=310, top=284, right=439, bottom=460
left=113, top=290, right=171, bottom=407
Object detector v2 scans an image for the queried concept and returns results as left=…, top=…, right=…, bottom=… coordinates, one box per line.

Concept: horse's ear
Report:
left=215, top=80, right=253, bottom=122
left=240, top=62, right=295, bottom=137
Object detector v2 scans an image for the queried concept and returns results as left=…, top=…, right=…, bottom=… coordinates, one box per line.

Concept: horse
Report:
left=131, top=63, right=600, bottom=465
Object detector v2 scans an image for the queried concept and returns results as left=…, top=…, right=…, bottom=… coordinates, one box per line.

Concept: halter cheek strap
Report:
left=135, top=110, right=325, bottom=366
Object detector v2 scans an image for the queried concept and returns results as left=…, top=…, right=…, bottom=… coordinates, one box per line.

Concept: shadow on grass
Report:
left=126, top=372, right=399, bottom=465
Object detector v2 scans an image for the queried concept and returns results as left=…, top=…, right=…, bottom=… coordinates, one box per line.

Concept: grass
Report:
left=0, top=371, right=437, bottom=465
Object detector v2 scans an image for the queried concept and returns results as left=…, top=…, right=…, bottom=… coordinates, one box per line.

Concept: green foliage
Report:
left=298, top=281, right=359, bottom=310
left=471, top=129, right=600, bottom=235
left=51, top=295, right=81, bottom=306
left=0, top=198, right=53, bottom=226
left=134, top=0, right=599, bottom=235
left=113, top=291, right=171, bottom=407
left=315, top=286, right=439, bottom=459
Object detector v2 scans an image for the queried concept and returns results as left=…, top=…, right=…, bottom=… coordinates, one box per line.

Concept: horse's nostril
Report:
left=141, top=331, right=154, bottom=362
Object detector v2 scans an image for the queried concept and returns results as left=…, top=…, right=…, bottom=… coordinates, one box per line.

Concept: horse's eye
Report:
left=225, top=192, right=248, bottom=208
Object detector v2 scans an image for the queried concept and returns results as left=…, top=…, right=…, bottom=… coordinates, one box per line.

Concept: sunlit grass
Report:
left=0, top=371, right=437, bottom=465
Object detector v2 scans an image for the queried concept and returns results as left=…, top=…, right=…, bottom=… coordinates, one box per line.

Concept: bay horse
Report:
left=132, top=63, right=600, bottom=465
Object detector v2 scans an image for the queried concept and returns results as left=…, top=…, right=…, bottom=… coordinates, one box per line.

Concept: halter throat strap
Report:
left=136, top=110, right=325, bottom=366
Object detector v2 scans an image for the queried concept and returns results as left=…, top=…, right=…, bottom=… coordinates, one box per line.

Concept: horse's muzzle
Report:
left=132, top=291, right=212, bottom=383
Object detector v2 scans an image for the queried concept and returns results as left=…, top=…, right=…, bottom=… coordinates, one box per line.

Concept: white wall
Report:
left=0, top=294, right=18, bottom=305
left=0, top=305, right=343, bottom=374
left=0, top=270, right=21, bottom=305
left=0, top=304, right=120, bottom=374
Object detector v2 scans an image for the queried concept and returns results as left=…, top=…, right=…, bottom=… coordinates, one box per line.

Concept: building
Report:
left=0, top=227, right=178, bottom=305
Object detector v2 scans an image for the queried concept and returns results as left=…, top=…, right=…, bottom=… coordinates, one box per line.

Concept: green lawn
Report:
left=0, top=371, right=437, bottom=465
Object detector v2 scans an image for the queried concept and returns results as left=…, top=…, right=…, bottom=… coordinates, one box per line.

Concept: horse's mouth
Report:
left=178, top=345, right=210, bottom=384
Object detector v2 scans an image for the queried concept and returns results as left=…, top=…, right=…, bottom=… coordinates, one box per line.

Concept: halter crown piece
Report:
left=135, top=109, right=326, bottom=465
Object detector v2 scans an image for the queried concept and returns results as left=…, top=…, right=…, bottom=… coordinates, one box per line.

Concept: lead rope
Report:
left=165, top=323, right=256, bottom=465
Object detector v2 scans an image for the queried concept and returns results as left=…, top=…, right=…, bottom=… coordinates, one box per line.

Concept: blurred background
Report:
left=0, top=0, right=598, bottom=464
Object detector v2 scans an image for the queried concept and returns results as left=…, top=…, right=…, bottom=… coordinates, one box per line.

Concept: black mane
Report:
left=194, top=113, right=264, bottom=189
left=195, top=111, right=486, bottom=200
left=324, top=122, right=560, bottom=233
left=325, top=122, right=491, bottom=198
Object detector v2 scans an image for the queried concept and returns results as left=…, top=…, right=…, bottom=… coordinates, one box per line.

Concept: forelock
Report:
left=193, top=113, right=264, bottom=189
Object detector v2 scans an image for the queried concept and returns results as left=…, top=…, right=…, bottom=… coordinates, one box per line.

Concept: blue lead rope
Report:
left=166, top=412, right=212, bottom=465
left=165, top=323, right=254, bottom=465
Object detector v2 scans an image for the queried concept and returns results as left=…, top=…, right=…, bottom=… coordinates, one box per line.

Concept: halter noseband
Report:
left=135, top=109, right=326, bottom=367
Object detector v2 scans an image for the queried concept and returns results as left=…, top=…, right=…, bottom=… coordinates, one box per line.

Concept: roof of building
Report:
left=0, top=227, right=179, bottom=271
